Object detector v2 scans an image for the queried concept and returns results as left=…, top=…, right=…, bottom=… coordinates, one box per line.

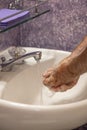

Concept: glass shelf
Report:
left=0, top=0, right=50, bottom=33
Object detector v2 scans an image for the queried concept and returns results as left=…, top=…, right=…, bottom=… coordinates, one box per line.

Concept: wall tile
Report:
left=20, top=0, right=87, bottom=51
left=0, top=0, right=87, bottom=51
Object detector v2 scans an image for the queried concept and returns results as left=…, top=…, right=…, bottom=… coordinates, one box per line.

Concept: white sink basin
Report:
left=0, top=47, right=87, bottom=130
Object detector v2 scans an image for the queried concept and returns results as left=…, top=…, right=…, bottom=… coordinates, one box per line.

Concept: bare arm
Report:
left=43, top=36, right=87, bottom=92
left=69, top=36, right=87, bottom=76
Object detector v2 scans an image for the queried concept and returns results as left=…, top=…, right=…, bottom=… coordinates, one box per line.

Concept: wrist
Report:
left=67, top=55, right=81, bottom=77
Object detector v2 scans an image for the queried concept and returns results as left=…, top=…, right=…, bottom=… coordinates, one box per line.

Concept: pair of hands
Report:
left=42, top=56, right=80, bottom=92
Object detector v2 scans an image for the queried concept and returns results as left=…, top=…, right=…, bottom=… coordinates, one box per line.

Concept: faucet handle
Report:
left=8, top=47, right=26, bottom=59
left=8, top=0, right=22, bottom=9
left=0, top=56, right=6, bottom=64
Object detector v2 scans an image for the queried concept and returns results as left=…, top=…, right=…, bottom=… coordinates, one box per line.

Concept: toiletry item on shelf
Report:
left=0, top=9, right=29, bottom=28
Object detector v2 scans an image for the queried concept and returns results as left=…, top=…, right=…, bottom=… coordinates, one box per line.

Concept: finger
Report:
left=43, top=68, right=54, bottom=77
left=50, top=80, right=78, bottom=92
left=43, top=77, right=56, bottom=87
left=50, top=85, right=62, bottom=92
left=43, top=71, right=52, bottom=78
left=60, top=84, right=73, bottom=91
left=50, top=85, right=68, bottom=92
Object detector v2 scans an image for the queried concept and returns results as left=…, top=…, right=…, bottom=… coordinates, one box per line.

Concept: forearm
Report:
left=68, top=36, right=87, bottom=76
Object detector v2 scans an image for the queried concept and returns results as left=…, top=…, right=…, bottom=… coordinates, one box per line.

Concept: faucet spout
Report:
left=0, top=51, right=42, bottom=71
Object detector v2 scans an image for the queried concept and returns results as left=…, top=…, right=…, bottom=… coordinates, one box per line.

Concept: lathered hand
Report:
left=43, top=56, right=79, bottom=92
left=43, top=36, right=87, bottom=92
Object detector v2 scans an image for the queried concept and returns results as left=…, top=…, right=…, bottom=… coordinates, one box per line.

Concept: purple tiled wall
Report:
left=0, top=0, right=87, bottom=52
left=20, top=0, right=87, bottom=51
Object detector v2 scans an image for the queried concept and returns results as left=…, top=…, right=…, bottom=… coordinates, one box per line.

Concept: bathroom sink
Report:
left=0, top=47, right=87, bottom=130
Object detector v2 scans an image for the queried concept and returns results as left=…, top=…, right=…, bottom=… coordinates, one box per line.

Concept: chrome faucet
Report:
left=0, top=50, right=42, bottom=71
left=8, top=0, right=22, bottom=9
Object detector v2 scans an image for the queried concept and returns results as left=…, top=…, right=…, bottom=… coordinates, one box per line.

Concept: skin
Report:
left=43, top=36, right=87, bottom=92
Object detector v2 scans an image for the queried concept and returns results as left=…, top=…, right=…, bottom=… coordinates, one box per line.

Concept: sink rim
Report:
left=0, top=98, right=87, bottom=111
left=0, top=47, right=87, bottom=111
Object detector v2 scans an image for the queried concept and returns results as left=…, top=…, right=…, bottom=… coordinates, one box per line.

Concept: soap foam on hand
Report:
left=42, top=73, right=87, bottom=105
left=0, top=9, right=29, bottom=28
